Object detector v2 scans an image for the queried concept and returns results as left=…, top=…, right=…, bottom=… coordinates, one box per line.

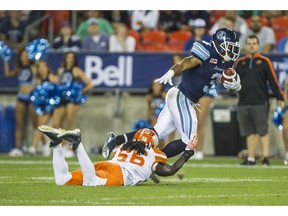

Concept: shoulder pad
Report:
left=191, top=41, right=211, bottom=61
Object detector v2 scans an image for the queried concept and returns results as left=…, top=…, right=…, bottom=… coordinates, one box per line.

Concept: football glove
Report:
left=154, top=70, right=175, bottom=86
left=223, top=74, right=241, bottom=92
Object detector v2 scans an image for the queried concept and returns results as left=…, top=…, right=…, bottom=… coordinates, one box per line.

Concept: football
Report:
left=220, top=68, right=237, bottom=83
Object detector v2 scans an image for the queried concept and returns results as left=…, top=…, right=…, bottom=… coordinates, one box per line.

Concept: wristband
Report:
left=182, top=150, right=195, bottom=162
left=167, top=70, right=175, bottom=77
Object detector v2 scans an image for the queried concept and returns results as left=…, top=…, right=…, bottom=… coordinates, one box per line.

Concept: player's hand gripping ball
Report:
left=220, top=68, right=238, bottom=83
left=221, top=68, right=241, bottom=92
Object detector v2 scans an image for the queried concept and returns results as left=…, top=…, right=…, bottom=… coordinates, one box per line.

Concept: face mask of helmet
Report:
left=219, top=38, right=240, bottom=61
left=212, top=29, right=240, bottom=62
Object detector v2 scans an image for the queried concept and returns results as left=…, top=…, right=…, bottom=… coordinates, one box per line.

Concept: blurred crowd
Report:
left=1, top=10, right=288, bottom=54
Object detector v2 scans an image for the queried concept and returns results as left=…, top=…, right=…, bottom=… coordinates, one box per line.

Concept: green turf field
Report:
left=0, top=155, right=288, bottom=206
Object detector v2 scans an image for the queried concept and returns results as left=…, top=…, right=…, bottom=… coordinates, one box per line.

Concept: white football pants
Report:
left=154, top=87, right=198, bottom=144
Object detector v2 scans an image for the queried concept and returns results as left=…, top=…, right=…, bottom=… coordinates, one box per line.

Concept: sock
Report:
left=125, top=131, right=137, bottom=141
left=248, top=157, right=255, bottom=162
left=149, top=127, right=158, bottom=136
left=115, top=135, right=126, bottom=145
left=52, top=145, right=72, bottom=185
left=75, top=142, right=98, bottom=185
left=162, top=139, right=187, bottom=158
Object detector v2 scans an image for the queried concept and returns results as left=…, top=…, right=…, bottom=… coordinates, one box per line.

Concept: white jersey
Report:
left=111, top=145, right=167, bottom=186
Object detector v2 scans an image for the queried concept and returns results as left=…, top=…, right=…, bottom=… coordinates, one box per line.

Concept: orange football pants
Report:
left=64, top=161, right=124, bottom=186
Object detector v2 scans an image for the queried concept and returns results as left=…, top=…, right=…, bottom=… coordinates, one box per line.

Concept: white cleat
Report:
left=28, top=146, right=36, bottom=156
left=9, top=148, right=23, bottom=157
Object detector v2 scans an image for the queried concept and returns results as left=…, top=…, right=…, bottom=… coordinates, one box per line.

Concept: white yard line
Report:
left=1, top=193, right=288, bottom=205
left=0, top=182, right=51, bottom=184
left=0, top=168, right=51, bottom=170
left=0, top=160, right=287, bottom=169
left=0, top=160, right=52, bottom=164
left=0, top=176, right=285, bottom=185
left=0, top=176, right=12, bottom=179
left=98, top=193, right=288, bottom=201
left=159, top=177, right=285, bottom=183
left=185, top=163, right=288, bottom=169
left=31, top=177, right=54, bottom=180
left=0, top=160, right=79, bottom=165
left=0, top=176, right=54, bottom=182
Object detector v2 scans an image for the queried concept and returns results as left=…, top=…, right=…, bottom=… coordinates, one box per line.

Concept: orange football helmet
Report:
left=133, top=128, right=159, bottom=147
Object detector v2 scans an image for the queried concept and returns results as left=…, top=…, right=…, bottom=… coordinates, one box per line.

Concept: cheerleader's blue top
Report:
left=18, top=67, right=34, bottom=86
left=59, top=68, right=76, bottom=85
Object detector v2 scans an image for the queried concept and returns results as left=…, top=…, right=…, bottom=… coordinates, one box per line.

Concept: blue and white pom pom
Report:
left=61, top=82, right=87, bottom=104
left=26, top=38, right=50, bottom=62
left=272, top=106, right=284, bottom=130
left=154, top=100, right=165, bottom=116
left=133, top=119, right=152, bottom=131
left=0, top=41, right=12, bottom=61
left=30, top=82, right=62, bottom=115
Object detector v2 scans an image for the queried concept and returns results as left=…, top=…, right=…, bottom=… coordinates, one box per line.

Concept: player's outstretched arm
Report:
left=154, top=149, right=194, bottom=176
left=154, top=56, right=201, bottom=86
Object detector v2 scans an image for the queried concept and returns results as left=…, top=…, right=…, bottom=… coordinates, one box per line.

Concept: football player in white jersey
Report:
left=38, top=125, right=196, bottom=186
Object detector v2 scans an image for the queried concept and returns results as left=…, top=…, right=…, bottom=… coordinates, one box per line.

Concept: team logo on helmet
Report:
left=216, top=31, right=226, bottom=40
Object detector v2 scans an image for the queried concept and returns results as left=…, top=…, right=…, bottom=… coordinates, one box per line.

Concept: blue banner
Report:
left=0, top=52, right=173, bottom=91
left=1, top=52, right=288, bottom=92
left=269, top=55, right=288, bottom=89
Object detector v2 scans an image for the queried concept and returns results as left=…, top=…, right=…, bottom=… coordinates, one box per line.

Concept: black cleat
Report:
left=240, top=158, right=256, bottom=165
left=102, top=132, right=117, bottom=159
left=261, top=157, right=270, bottom=166
left=57, top=129, right=81, bottom=151
left=38, top=125, right=65, bottom=147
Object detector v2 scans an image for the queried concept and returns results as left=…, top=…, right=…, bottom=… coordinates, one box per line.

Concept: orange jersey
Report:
left=111, top=145, right=167, bottom=186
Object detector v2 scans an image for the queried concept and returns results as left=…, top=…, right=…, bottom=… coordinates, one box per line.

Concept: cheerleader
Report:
left=51, top=51, right=93, bottom=157
left=28, top=60, right=58, bottom=155
left=3, top=49, right=38, bottom=156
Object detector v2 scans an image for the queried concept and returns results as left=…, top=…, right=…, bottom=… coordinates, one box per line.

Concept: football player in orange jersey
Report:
left=38, top=125, right=196, bottom=186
